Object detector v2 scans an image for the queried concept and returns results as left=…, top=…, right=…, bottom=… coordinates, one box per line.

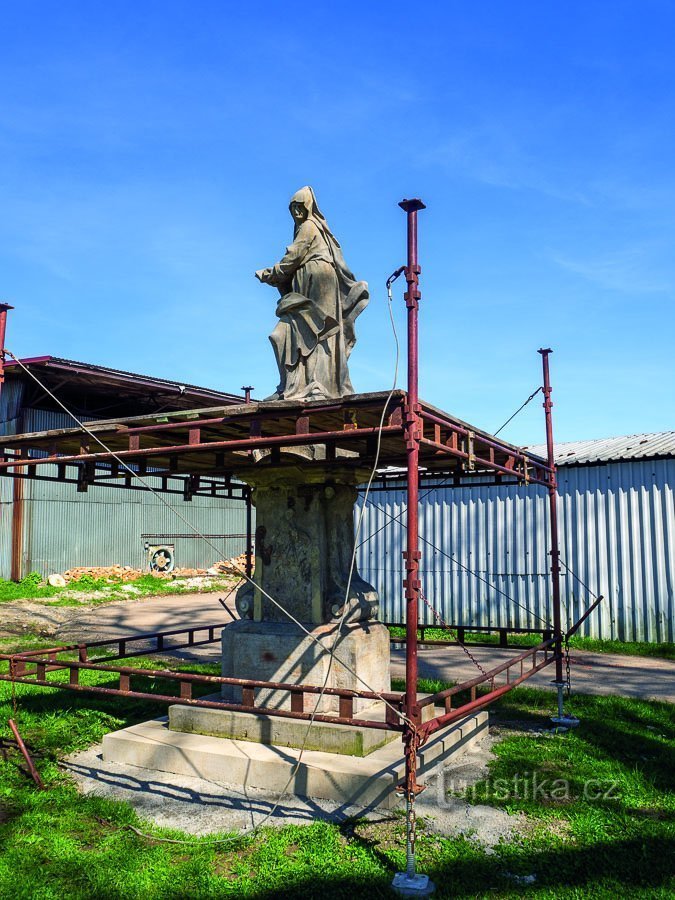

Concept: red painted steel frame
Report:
left=0, top=626, right=563, bottom=735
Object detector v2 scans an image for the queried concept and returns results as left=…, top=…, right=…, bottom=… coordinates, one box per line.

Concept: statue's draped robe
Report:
left=264, top=217, right=369, bottom=400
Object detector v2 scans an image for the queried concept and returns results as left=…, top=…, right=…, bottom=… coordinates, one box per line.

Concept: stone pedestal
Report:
left=174, top=454, right=391, bottom=747
left=221, top=618, right=390, bottom=715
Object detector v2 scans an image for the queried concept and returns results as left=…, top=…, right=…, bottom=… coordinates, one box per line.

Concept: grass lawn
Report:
left=0, top=647, right=673, bottom=899
left=389, top=625, right=675, bottom=660
left=0, top=571, right=240, bottom=606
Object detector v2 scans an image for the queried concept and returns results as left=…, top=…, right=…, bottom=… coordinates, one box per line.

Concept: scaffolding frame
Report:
left=0, top=203, right=572, bottom=812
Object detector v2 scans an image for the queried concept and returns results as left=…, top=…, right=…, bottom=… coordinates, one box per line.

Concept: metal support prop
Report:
left=245, top=486, right=253, bottom=579
left=538, top=348, right=576, bottom=727
left=539, top=348, right=562, bottom=684
left=394, top=198, right=434, bottom=898
left=0, top=303, right=13, bottom=399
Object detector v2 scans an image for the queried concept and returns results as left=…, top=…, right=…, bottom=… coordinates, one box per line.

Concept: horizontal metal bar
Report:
left=384, top=622, right=551, bottom=636
left=420, top=410, right=551, bottom=471
left=419, top=436, right=549, bottom=484
left=1, top=653, right=404, bottom=703
left=417, top=638, right=558, bottom=707
left=121, top=397, right=404, bottom=436
left=8, top=622, right=231, bottom=660
left=419, top=653, right=556, bottom=739
left=0, top=674, right=404, bottom=732
left=0, top=424, right=404, bottom=471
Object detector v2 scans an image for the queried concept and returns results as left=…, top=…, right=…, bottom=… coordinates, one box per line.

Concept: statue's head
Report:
left=289, top=186, right=314, bottom=225
left=290, top=201, right=309, bottom=225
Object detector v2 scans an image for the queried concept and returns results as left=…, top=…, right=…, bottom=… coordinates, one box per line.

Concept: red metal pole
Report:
left=395, top=198, right=432, bottom=894
left=245, top=487, right=253, bottom=579
left=8, top=718, right=44, bottom=789
left=538, top=348, right=563, bottom=684
left=0, top=303, right=14, bottom=399
left=399, top=199, right=425, bottom=728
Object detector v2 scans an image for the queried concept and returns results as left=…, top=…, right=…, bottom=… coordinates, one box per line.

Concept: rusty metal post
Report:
left=538, top=348, right=562, bottom=685
left=245, top=486, right=253, bottom=579
left=399, top=198, right=425, bottom=730
left=393, top=199, right=433, bottom=898
left=0, top=303, right=14, bottom=398
left=241, top=385, right=254, bottom=404
left=8, top=718, right=44, bottom=789
left=538, top=348, right=577, bottom=729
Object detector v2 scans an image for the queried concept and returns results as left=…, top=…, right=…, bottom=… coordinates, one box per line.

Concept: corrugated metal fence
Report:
left=357, top=459, right=675, bottom=642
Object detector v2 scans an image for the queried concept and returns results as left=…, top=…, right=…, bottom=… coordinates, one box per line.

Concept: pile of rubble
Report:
left=46, top=557, right=250, bottom=587
left=60, top=565, right=144, bottom=583
left=207, top=553, right=250, bottom=576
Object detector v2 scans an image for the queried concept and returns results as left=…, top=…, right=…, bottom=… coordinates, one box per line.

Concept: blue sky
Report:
left=1, top=1, right=673, bottom=444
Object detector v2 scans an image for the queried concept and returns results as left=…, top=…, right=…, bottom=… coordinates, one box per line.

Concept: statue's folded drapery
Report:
left=259, top=187, right=369, bottom=400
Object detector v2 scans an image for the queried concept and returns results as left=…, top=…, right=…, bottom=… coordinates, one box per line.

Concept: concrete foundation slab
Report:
left=103, top=710, right=489, bottom=810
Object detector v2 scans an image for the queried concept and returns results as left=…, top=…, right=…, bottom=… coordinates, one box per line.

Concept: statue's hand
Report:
left=255, top=268, right=272, bottom=283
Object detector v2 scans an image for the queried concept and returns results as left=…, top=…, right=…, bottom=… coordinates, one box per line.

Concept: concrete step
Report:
left=103, top=710, right=489, bottom=810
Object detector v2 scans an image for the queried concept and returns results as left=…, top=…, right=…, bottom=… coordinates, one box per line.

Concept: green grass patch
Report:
left=0, top=660, right=673, bottom=897
left=0, top=571, right=240, bottom=606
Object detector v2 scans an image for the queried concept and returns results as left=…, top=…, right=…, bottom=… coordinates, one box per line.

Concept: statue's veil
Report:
left=289, top=186, right=369, bottom=356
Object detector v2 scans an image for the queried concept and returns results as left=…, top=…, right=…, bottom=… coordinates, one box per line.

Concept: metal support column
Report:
left=539, top=348, right=576, bottom=727
left=0, top=303, right=13, bottom=399
left=393, top=199, right=434, bottom=897
left=245, top=486, right=253, bottom=579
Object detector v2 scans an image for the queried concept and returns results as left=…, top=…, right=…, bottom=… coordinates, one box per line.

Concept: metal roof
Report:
left=5, top=356, right=246, bottom=405
left=525, top=431, right=675, bottom=466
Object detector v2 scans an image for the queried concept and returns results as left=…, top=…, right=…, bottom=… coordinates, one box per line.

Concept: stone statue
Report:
left=255, top=186, right=369, bottom=401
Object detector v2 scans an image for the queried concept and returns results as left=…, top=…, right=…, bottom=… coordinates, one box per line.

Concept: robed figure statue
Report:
left=255, top=187, right=369, bottom=401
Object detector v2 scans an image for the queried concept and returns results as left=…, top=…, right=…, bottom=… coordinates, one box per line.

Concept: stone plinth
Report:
left=169, top=694, right=436, bottom=757
left=221, top=618, right=390, bottom=715
left=169, top=703, right=397, bottom=757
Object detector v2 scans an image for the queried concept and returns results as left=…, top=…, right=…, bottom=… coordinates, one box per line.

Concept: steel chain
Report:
left=565, top=638, right=571, bottom=698
left=420, top=590, right=489, bottom=677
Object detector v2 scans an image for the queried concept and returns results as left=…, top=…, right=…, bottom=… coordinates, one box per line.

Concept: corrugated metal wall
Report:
left=17, top=472, right=246, bottom=575
left=357, top=459, right=675, bottom=642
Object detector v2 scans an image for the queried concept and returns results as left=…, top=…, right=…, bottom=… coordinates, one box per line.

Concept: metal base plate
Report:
left=392, top=872, right=435, bottom=897
left=551, top=714, right=580, bottom=728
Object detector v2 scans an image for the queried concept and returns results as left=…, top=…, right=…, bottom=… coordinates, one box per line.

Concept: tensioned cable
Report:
left=493, top=386, right=543, bottom=437
left=355, top=383, right=546, bottom=552
left=4, top=349, right=407, bottom=725
left=559, top=557, right=599, bottom=602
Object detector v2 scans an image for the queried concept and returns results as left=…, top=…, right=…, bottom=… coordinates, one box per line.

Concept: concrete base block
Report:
left=169, top=704, right=398, bottom=757
left=221, top=619, right=391, bottom=715
left=103, top=710, right=489, bottom=810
